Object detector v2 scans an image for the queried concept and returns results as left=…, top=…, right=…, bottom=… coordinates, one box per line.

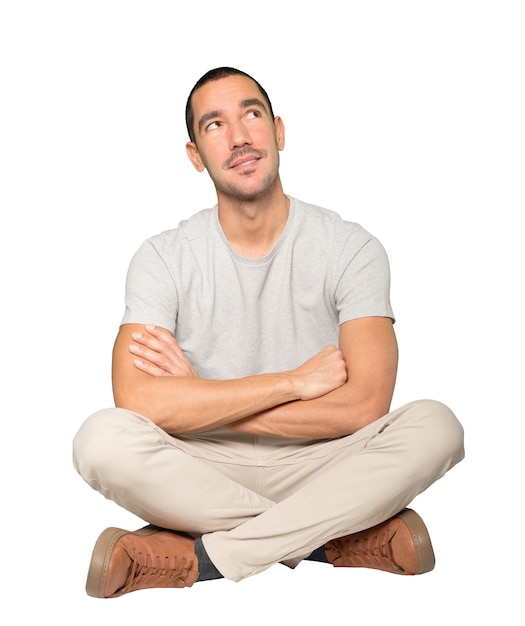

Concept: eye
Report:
left=206, top=120, right=221, bottom=131
left=246, top=109, right=261, bottom=119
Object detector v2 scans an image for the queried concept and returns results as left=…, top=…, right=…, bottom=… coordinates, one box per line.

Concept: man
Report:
left=73, top=67, right=464, bottom=598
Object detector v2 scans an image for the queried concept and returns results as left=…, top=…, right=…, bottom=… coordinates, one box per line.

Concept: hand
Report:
left=128, top=325, right=198, bottom=377
left=291, top=345, right=347, bottom=400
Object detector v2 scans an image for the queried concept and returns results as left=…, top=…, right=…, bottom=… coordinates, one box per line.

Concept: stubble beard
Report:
left=221, top=170, right=278, bottom=203
left=218, top=148, right=280, bottom=203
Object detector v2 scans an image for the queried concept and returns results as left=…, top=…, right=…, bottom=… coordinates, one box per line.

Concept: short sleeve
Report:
left=335, top=235, right=395, bottom=324
left=120, top=238, right=178, bottom=333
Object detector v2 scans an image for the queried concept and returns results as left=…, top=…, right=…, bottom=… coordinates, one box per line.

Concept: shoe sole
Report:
left=398, top=509, right=436, bottom=574
left=86, top=526, right=158, bottom=598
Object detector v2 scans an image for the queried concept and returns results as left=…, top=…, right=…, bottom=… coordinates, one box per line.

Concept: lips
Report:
left=224, top=148, right=267, bottom=170
left=230, top=156, right=260, bottom=169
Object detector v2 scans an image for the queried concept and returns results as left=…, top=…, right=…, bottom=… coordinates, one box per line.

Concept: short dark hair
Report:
left=185, top=67, right=275, bottom=143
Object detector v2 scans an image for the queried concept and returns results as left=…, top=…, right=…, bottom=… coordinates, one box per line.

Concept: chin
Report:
left=225, top=174, right=277, bottom=200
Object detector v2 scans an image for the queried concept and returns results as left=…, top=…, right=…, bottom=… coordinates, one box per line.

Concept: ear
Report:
left=274, top=116, right=285, bottom=151
left=186, top=142, right=205, bottom=172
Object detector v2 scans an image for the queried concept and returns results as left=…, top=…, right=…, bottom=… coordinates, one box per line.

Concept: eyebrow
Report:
left=240, top=98, right=268, bottom=112
left=197, top=98, right=268, bottom=135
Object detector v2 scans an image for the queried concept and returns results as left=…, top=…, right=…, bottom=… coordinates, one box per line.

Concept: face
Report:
left=186, top=75, right=285, bottom=202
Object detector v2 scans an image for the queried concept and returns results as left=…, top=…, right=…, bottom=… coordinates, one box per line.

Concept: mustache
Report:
left=223, top=147, right=267, bottom=170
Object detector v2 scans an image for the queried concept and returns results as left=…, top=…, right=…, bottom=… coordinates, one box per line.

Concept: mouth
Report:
left=230, top=156, right=260, bottom=169
left=224, top=148, right=267, bottom=170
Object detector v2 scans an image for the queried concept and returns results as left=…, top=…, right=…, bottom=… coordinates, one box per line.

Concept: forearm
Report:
left=227, top=381, right=394, bottom=440
left=112, top=321, right=391, bottom=438
left=114, top=372, right=299, bottom=434
left=114, top=330, right=347, bottom=434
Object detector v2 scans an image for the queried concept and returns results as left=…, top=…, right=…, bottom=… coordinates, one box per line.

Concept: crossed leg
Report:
left=73, top=399, right=464, bottom=583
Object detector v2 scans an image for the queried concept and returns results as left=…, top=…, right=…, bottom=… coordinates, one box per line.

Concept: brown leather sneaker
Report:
left=86, top=525, right=199, bottom=598
left=325, top=509, right=435, bottom=575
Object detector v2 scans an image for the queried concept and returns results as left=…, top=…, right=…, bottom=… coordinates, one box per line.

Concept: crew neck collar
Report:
left=213, top=196, right=296, bottom=265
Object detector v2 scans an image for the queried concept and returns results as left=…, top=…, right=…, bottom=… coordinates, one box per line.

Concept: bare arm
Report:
left=228, top=317, right=398, bottom=439
left=112, top=324, right=347, bottom=434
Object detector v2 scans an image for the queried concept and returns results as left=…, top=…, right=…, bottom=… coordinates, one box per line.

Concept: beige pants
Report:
left=73, top=399, right=464, bottom=582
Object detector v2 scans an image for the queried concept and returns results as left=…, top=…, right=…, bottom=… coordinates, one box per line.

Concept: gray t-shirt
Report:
left=122, top=197, right=394, bottom=380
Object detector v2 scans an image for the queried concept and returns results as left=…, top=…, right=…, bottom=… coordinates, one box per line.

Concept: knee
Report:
left=408, top=399, right=465, bottom=467
left=72, top=407, right=139, bottom=481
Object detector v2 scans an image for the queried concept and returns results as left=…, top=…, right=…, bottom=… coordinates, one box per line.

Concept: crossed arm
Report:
left=112, top=317, right=398, bottom=439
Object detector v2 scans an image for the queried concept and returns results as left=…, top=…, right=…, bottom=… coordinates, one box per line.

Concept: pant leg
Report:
left=72, top=408, right=275, bottom=534
left=202, top=399, right=464, bottom=581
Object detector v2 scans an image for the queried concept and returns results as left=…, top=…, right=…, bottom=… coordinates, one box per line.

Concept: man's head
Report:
left=185, top=67, right=275, bottom=144
left=185, top=67, right=285, bottom=203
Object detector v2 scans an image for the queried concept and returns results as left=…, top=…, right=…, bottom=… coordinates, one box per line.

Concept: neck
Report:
left=217, top=184, right=290, bottom=258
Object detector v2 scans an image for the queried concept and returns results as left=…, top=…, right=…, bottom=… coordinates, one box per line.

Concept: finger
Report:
left=131, top=331, right=165, bottom=353
left=144, top=324, right=172, bottom=341
left=141, top=326, right=185, bottom=357
left=129, top=342, right=167, bottom=366
left=130, top=332, right=173, bottom=359
left=129, top=342, right=193, bottom=376
left=132, top=358, right=171, bottom=377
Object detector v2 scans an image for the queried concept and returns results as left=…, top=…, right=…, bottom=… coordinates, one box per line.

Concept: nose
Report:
left=228, top=120, right=252, bottom=149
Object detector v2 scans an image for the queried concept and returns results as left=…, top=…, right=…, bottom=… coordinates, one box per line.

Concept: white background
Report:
left=1, top=1, right=523, bottom=623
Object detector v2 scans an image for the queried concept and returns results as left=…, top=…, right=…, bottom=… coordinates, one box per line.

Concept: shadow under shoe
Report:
left=325, top=508, right=436, bottom=575
left=86, top=525, right=199, bottom=598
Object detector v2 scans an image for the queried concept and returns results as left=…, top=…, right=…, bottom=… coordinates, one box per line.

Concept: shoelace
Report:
left=120, top=550, right=195, bottom=594
left=331, top=528, right=400, bottom=570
